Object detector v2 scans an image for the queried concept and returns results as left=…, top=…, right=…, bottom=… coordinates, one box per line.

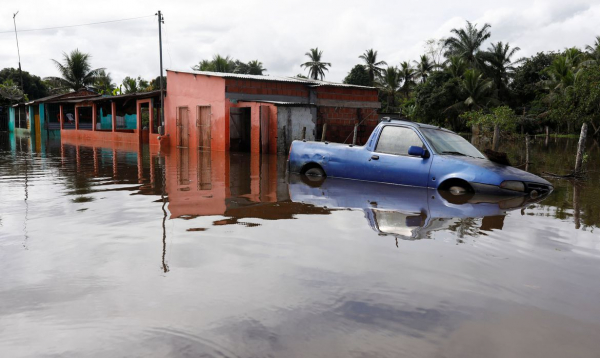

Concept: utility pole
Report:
left=13, top=11, right=24, bottom=95
left=156, top=10, right=165, bottom=132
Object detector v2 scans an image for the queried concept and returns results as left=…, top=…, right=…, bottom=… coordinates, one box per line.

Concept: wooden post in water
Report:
left=301, top=126, right=306, bottom=140
left=492, top=124, right=500, bottom=151
left=352, top=123, right=358, bottom=145
left=574, top=123, right=588, bottom=174
left=525, top=135, right=529, bottom=169
left=321, top=123, right=327, bottom=142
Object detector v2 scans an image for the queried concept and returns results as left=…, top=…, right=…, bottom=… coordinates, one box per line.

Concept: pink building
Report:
left=163, top=70, right=381, bottom=153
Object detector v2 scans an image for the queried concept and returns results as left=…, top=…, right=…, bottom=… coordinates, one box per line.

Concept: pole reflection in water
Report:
left=2, top=134, right=600, bottom=358
left=160, top=154, right=169, bottom=273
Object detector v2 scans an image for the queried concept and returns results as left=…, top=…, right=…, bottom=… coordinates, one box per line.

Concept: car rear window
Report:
left=376, top=126, right=424, bottom=156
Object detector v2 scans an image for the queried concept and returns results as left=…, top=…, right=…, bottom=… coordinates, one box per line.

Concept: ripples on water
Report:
left=1, top=132, right=599, bottom=358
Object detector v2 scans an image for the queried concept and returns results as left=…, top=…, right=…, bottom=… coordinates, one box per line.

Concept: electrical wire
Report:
left=0, top=15, right=154, bottom=34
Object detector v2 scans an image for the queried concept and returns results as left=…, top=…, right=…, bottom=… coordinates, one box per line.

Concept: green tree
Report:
left=150, top=76, right=167, bottom=91
left=0, top=68, right=48, bottom=103
left=482, top=41, right=520, bottom=101
left=359, top=49, right=387, bottom=85
left=399, top=61, right=416, bottom=98
left=444, top=21, right=492, bottom=68
left=246, top=60, right=266, bottom=75
left=301, top=48, right=331, bottom=80
left=192, top=55, right=236, bottom=73
left=45, top=49, right=104, bottom=92
left=414, top=71, right=461, bottom=128
left=0, top=79, right=24, bottom=102
left=461, top=106, right=518, bottom=132
left=414, top=54, right=435, bottom=83
left=343, top=65, right=371, bottom=86
left=377, top=66, right=401, bottom=110
left=444, top=56, right=468, bottom=79
left=122, top=76, right=150, bottom=94
left=510, top=52, right=557, bottom=112
left=448, top=69, right=498, bottom=113
left=548, top=66, right=600, bottom=136
left=94, top=70, right=115, bottom=94
left=583, top=35, right=600, bottom=66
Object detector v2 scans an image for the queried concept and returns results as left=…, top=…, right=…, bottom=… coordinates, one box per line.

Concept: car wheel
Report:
left=305, top=167, right=325, bottom=177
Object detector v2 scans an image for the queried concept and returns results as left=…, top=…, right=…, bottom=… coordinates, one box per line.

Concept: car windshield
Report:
left=420, top=128, right=485, bottom=159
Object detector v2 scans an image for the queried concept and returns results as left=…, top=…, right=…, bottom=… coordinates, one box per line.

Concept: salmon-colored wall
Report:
left=165, top=71, right=227, bottom=151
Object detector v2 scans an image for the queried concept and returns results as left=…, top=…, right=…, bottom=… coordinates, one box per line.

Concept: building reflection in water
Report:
left=54, top=137, right=552, bottom=269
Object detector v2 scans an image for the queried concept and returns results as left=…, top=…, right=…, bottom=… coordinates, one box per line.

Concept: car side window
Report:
left=375, top=126, right=424, bottom=156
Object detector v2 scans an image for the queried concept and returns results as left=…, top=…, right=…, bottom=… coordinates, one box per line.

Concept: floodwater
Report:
left=1, top=132, right=599, bottom=358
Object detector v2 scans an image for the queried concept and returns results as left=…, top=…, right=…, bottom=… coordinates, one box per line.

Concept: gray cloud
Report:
left=1, top=0, right=599, bottom=85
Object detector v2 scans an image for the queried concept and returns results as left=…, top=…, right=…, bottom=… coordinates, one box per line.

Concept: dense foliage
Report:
left=339, top=21, right=600, bottom=136
left=0, top=68, right=48, bottom=104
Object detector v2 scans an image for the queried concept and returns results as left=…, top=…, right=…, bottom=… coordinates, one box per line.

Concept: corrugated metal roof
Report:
left=167, top=69, right=376, bottom=90
left=239, top=100, right=314, bottom=107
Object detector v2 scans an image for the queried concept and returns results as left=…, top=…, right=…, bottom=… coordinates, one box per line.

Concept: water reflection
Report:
left=2, top=133, right=600, bottom=357
left=289, top=175, right=549, bottom=244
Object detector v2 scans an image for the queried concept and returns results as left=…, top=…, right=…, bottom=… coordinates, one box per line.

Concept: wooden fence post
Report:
left=321, top=123, right=327, bottom=142
left=574, top=123, right=588, bottom=174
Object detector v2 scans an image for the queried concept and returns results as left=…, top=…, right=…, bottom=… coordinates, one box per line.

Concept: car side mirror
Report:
left=408, top=146, right=429, bottom=158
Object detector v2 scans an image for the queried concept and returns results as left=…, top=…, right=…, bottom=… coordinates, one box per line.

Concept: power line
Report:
left=0, top=14, right=154, bottom=34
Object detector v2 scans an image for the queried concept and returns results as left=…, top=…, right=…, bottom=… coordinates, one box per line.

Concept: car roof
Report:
left=380, top=118, right=454, bottom=133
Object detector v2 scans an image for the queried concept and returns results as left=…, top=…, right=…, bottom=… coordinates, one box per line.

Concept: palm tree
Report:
left=122, top=76, right=139, bottom=94
left=359, top=49, right=387, bottom=85
left=246, top=60, right=266, bottom=75
left=398, top=61, right=416, bottom=98
left=94, top=70, right=115, bottom=94
left=193, top=59, right=214, bottom=71
left=541, top=55, right=578, bottom=98
left=444, top=21, right=492, bottom=68
left=445, top=56, right=468, bottom=78
left=45, top=49, right=104, bottom=92
left=378, top=66, right=401, bottom=109
left=301, top=48, right=331, bottom=80
left=414, top=55, right=435, bottom=83
left=448, top=69, right=497, bottom=112
left=584, top=35, right=600, bottom=65
left=483, top=41, right=520, bottom=100
left=211, top=54, right=234, bottom=72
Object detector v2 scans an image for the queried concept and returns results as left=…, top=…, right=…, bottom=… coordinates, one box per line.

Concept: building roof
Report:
left=167, top=69, right=376, bottom=90
left=239, top=100, right=315, bottom=107
left=44, top=90, right=162, bottom=104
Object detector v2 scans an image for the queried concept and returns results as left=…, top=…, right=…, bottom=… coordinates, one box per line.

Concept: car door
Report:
left=365, top=125, right=432, bottom=186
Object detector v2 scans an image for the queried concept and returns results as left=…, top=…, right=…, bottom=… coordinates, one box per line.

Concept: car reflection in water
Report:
left=289, top=174, right=550, bottom=243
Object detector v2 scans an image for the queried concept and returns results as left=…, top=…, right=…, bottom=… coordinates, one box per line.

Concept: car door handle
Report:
left=371, top=155, right=379, bottom=160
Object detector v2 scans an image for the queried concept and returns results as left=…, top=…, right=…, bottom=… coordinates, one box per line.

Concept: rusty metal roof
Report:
left=238, top=100, right=315, bottom=107
left=167, top=69, right=376, bottom=90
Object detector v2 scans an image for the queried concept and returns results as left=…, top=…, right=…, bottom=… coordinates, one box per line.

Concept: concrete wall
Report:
left=277, top=107, right=316, bottom=153
left=165, top=71, right=227, bottom=151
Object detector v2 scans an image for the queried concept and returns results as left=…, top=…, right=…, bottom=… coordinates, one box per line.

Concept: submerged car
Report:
left=288, top=118, right=553, bottom=196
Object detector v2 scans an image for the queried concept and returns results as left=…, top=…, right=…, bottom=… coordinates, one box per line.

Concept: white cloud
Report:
left=1, top=0, right=599, bottom=85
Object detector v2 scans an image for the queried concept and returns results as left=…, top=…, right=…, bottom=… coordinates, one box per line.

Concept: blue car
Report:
left=288, top=119, right=553, bottom=197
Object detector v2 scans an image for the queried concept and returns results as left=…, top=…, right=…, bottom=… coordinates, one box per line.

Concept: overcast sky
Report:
left=1, top=0, right=599, bottom=85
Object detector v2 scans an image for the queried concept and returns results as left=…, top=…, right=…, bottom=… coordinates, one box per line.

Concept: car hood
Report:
left=433, top=155, right=552, bottom=186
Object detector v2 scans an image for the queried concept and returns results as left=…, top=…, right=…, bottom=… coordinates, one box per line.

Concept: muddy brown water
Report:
left=1, top=132, right=599, bottom=358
